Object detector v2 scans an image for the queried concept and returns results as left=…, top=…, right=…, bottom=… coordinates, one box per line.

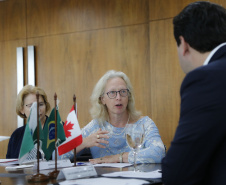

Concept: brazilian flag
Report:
left=42, top=107, right=66, bottom=160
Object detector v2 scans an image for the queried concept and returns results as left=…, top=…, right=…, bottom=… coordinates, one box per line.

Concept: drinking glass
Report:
left=125, top=123, right=144, bottom=171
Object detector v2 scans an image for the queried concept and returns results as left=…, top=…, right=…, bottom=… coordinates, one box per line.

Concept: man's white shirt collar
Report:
left=203, top=42, right=226, bottom=65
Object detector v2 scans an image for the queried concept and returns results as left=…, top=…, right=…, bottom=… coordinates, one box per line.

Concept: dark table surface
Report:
left=0, top=162, right=163, bottom=185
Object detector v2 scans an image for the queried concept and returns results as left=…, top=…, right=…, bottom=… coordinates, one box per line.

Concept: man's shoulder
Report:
left=183, top=58, right=226, bottom=85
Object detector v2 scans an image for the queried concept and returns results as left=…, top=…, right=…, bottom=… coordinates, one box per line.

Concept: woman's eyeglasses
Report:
left=106, top=89, right=129, bottom=99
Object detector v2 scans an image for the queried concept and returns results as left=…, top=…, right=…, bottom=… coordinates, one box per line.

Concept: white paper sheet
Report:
left=59, top=177, right=150, bottom=185
left=0, top=159, right=19, bottom=166
left=102, top=169, right=162, bottom=179
left=5, top=164, right=34, bottom=171
left=93, top=163, right=132, bottom=168
left=0, top=159, right=18, bottom=163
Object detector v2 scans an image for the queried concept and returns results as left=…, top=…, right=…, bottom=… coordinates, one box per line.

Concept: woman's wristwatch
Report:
left=119, top=152, right=124, bottom=163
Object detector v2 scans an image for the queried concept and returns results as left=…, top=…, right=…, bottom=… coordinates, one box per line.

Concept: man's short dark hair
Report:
left=173, top=1, right=226, bottom=53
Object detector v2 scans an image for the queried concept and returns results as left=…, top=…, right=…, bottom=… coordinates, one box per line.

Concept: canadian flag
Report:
left=58, top=105, right=82, bottom=155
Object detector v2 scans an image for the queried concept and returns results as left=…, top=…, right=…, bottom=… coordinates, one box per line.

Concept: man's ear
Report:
left=179, top=36, right=190, bottom=56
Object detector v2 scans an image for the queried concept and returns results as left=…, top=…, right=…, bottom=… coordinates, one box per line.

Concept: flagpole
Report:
left=37, top=92, right=40, bottom=172
left=73, top=94, right=77, bottom=166
left=49, top=93, right=59, bottom=179
left=54, top=93, right=58, bottom=171
left=28, top=91, right=49, bottom=183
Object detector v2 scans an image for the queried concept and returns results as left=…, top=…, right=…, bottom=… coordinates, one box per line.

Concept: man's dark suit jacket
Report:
left=162, top=45, right=226, bottom=185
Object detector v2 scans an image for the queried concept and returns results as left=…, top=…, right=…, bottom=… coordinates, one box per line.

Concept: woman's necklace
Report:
left=108, top=115, right=130, bottom=136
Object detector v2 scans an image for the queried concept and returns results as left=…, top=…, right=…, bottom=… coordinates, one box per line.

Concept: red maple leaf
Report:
left=64, top=121, right=74, bottom=138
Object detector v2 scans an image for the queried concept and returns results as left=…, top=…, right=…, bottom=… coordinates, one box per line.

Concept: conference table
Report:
left=0, top=162, right=163, bottom=185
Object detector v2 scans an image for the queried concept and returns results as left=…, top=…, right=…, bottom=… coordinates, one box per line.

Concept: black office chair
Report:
left=74, top=148, right=92, bottom=162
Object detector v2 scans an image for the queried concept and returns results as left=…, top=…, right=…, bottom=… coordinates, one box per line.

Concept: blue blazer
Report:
left=162, top=45, right=226, bottom=185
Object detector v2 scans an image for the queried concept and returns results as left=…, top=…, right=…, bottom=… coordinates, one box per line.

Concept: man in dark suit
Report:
left=162, top=2, right=226, bottom=185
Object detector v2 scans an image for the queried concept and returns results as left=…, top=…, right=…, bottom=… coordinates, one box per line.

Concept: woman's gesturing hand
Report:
left=83, top=128, right=109, bottom=148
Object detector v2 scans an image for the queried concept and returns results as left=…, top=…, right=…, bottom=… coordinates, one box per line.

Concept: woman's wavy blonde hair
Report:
left=16, top=85, right=51, bottom=118
left=90, top=70, right=141, bottom=124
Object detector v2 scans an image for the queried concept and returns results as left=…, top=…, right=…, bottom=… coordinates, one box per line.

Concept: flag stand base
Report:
left=27, top=173, right=49, bottom=183
left=48, top=170, right=59, bottom=179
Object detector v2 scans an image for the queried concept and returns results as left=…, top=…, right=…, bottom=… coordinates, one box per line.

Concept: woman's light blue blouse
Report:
left=82, top=116, right=165, bottom=164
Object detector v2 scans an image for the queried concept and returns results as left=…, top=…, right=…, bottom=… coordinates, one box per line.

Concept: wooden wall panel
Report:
left=0, top=40, right=26, bottom=158
left=26, top=0, right=149, bottom=38
left=149, top=19, right=185, bottom=150
left=27, top=23, right=150, bottom=128
left=0, top=0, right=26, bottom=41
left=149, top=0, right=226, bottom=20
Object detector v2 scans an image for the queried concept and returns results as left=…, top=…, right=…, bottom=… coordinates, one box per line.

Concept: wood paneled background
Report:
left=0, top=0, right=225, bottom=159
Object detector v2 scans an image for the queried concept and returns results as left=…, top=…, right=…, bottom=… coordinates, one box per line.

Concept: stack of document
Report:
left=0, top=159, right=19, bottom=166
